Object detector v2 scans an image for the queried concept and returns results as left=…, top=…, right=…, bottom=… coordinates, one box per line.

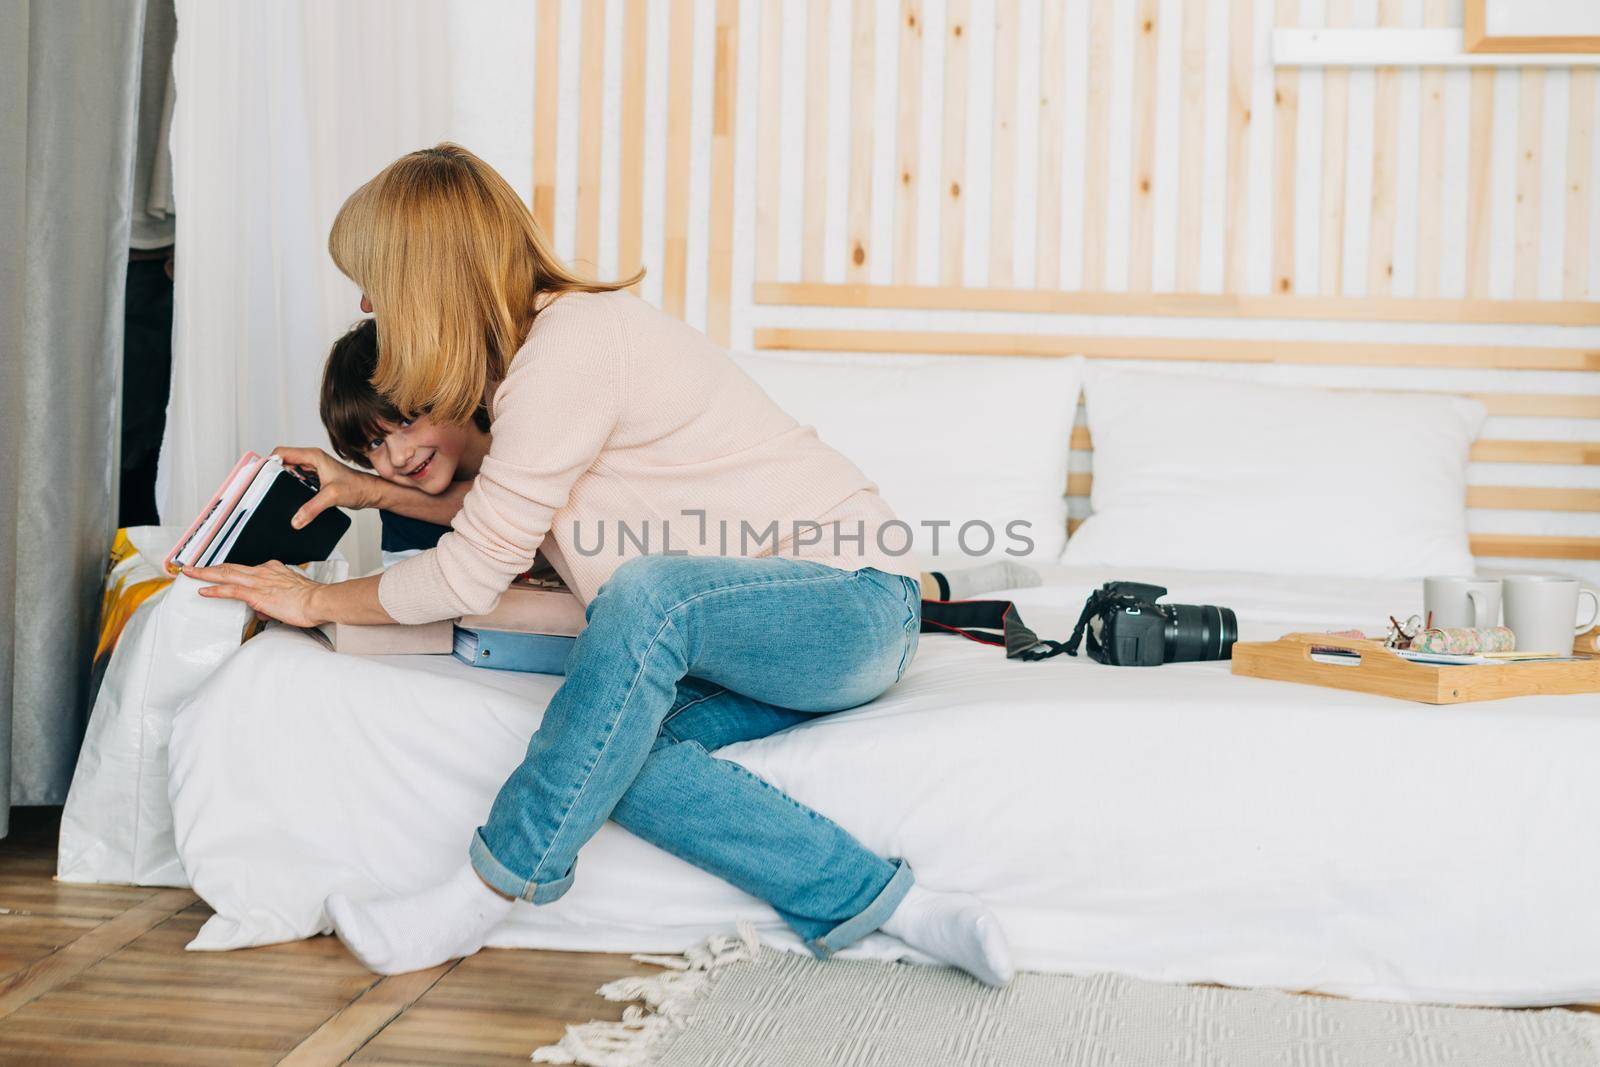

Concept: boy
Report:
left=285, top=318, right=491, bottom=565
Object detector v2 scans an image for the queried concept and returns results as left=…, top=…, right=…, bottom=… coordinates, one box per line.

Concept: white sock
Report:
left=325, top=863, right=515, bottom=975
left=937, top=561, right=1043, bottom=601
left=880, top=884, right=1015, bottom=987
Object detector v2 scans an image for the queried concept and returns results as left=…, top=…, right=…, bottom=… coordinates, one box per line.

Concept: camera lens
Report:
left=1162, top=603, right=1238, bottom=662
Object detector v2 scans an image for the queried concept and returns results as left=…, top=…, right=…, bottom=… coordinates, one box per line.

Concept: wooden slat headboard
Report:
left=522, top=0, right=1599, bottom=567
left=753, top=327, right=1600, bottom=562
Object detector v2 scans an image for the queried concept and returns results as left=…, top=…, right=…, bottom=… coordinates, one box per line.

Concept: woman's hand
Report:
left=183, top=561, right=326, bottom=628
left=272, top=446, right=388, bottom=529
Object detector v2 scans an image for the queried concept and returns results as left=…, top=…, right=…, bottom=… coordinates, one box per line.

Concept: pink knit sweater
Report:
left=377, top=290, right=917, bottom=624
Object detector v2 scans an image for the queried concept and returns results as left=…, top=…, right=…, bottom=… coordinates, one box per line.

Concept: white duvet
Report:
left=168, top=567, right=1600, bottom=1006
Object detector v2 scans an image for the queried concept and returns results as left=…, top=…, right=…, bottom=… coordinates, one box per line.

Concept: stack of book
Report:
left=172, top=453, right=591, bottom=671
left=164, top=452, right=350, bottom=574
left=311, top=620, right=455, bottom=655
left=452, top=568, right=587, bottom=676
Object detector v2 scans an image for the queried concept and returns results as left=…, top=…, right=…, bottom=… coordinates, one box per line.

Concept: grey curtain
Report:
left=0, top=0, right=147, bottom=834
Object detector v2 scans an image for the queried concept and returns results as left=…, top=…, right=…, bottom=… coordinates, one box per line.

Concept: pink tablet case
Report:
left=162, top=451, right=269, bottom=574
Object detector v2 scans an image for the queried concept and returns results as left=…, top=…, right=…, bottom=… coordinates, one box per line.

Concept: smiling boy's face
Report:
left=364, top=415, right=471, bottom=496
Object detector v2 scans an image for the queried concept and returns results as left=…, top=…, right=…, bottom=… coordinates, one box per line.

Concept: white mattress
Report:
left=167, top=567, right=1600, bottom=1006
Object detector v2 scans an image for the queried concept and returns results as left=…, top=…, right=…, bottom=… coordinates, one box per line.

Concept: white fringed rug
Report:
left=533, top=929, right=1600, bottom=1067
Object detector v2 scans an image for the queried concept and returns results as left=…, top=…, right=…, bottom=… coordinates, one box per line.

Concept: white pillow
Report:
left=735, top=353, right=1084, bottom=561
left=1061, top=367, right=1485, bottom=578
left=57, top=527, right=347, bottom=889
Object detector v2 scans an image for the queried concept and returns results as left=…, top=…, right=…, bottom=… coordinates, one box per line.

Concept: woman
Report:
left=187, top=144, right=1012, bottom=986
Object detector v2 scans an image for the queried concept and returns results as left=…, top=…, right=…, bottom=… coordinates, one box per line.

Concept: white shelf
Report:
left=1273, top=28, right=1600, bottom=68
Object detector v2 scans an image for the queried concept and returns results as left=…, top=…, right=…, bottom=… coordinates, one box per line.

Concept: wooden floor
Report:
left=14, top=808, right=1600, bottom=1066
left=0, top=808, right=642, bottom=1065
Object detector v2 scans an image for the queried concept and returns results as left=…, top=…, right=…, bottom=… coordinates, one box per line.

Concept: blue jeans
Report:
left=469, top=554, right=922, bottom=955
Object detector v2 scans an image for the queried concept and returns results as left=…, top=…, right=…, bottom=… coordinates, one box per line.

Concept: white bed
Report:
left=167, top=564, right=1600, bottom=1007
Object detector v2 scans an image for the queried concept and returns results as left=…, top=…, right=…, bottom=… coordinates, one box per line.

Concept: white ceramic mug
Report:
left=1501, top=576, right=1600, bottom=656
left=1423, top=576, right=1502, bottom=629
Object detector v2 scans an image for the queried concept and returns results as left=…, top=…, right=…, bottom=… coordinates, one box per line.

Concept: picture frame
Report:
left=1463, top=0, right=1600, bottom=53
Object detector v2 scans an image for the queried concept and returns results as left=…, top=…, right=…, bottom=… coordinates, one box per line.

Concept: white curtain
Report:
left=163, top=0, right=537, bottom=570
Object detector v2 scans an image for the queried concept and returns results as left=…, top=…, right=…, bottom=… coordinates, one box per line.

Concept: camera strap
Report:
left=919, top=598, right=1071, bottom=661
left=1063, top=593, right=1106, bottom=662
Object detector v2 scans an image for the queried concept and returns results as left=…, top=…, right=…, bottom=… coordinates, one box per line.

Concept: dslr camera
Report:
left=1065, top=581, right=1237, bottom=666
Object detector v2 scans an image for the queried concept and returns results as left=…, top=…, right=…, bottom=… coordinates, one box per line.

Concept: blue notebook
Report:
left=452, top=626, right=574, bottom=675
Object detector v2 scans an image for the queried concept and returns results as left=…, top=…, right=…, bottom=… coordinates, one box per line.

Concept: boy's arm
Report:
left=372, top=478, right=471, bottom=527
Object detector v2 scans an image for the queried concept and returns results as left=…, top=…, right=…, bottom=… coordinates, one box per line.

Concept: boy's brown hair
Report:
left=320, top=318, right=489, bottom=469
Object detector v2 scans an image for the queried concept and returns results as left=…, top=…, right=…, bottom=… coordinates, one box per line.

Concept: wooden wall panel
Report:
left=528, top=0, right=1598, bottom=338
left=751, top=326, right=1600, bottom=371
left=941, top=0, right=969, bottom=286
left=754, top=0, right=781, bottom=288
left=751, top=327, right=1600, bottom=561
left=803, top=0, right=831, bottom=282
left=1465, top=67, right=1496, bottom=298
left=847, top=0, right=876, bottom=281
left=705, top=0, right=739, bottom=343
left=617, top=0, right=648, bottom=280
left=1367, top=0, right=1402, bottom=296
left=574, top=0, right=607, bottom=270
left=1129, top=0, right=1160, bottom=292
left=1414, top=0, right=1448, bottom=298
left=895, top=2, right=923, bottom=285
left=1082, top=0, right=1113, bottom=291
left=532, top=0, right=562, bottom=230
left=1271, top=0, right=1297, bottom=294
left=990, top=0, right=1019, bottom=287
left=526, top=0, right=1597, bottom=564
left=529, top=0, right=738, bottom=341
left=1223, top=0, right=1253, bottom=293
left=719, top=0, right=1599, bottom=318
left=1516, top=69, right=1546, bottom=300
left=1318, top=0, right=1350, bottom=297
left=1567, top=70, right=1596, bottom=300
left=1034, top=0, right=1066, bottom=289
left=1176, top=0, right=1209, bottom=292
left=661, top=0, right=694, bottom=319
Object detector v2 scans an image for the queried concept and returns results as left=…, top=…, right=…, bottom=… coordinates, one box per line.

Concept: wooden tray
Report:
left=1231, top=633, right=1600, bottom=704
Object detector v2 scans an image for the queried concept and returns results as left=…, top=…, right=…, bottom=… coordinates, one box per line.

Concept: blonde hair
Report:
left=328, top=143, right=640, bottom=425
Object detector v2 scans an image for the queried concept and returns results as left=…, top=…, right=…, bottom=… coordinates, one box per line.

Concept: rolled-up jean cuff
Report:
left=808, top=858, right=915, bottom=958
left=470, top=828, right=574, bottom=904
